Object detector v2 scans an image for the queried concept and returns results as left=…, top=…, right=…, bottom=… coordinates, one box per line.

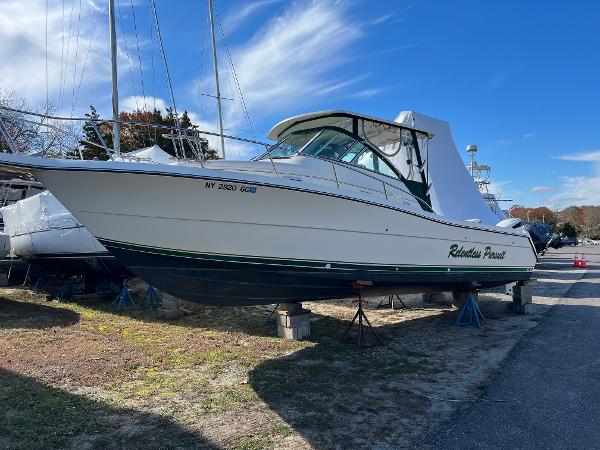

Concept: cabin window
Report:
left=300, top=129, right=356, bottom=160
left=340, top=142, right=366, bottom=163
left=264, top=129, right=319, bottom=159
left=355, top=149, right=399, bottom=179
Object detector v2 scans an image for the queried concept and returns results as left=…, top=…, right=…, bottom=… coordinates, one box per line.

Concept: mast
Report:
left=208, top=0, right=226, bottom=159
left=108, top=0, right=120, bottom=156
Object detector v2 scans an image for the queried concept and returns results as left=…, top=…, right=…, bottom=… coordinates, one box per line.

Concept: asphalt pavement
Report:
left=425, top=246, right=600, bottom=449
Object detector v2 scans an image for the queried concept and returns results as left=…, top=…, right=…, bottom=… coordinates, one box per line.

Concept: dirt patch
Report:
left=0, top=255, right=581, bottom=449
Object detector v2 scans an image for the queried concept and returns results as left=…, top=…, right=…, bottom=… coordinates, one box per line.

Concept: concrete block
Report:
left=277, top=324, right=310, bottom=340
left=276, top=311, right=311, bottom=328
left=158, top=308, right=184, bottom=320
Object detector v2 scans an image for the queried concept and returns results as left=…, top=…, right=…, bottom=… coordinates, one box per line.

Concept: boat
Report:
left=0, top=110, right=538, bottom=305
left=0, top=144, right=177, bottom=278
left=0, top=190, right=131, bottom=279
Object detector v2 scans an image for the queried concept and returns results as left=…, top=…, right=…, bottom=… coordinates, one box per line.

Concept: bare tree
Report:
left=0, top=90, right=81, bottom=156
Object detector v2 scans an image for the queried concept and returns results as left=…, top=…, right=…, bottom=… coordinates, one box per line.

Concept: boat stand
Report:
left=141, top=285, right=161, bottom=309
left=377, top=294, right=407, bottom=310
left=111, top=286, right=137, bottom=312
left=342, top=290, right=382, bottom=347
left=57, top=280, right=73, bottom=301
left=265, top=303, right=280, bottom=326
left=454, top=291, right=486, bottom=328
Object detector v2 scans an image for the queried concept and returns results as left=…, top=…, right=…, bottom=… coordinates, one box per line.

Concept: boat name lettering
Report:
left=448, top=244, right=506, bottom=260
left=205, top=181, right=256, bottom=194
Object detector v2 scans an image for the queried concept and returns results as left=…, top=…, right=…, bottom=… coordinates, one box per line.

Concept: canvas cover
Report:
left=396, top=112, right=500, bottom=225
left=1, top=190, right=80, bottom=237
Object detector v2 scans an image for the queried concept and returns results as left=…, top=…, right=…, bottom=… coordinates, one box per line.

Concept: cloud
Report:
left=350, top=88, right=384, bottom=99
left=492, top=139, right=513, bottom=145
left=549, top=176, right=600, bottom=207
left=222, top=0, right=285, bottom=32
left=530, top=185, right=552, bottom=193
left=121, top=96, right=167, bottom=112
left=0, top=0, right=141, bottom=116
left=195, top=0, right=364, bottom=129
left=522, top=132, right=538, bottom=139
left=487, top=180, right=511, bottom=197
left=556, top=151, right=600, bottom=162
left=368, top=13, right=395, bottom=26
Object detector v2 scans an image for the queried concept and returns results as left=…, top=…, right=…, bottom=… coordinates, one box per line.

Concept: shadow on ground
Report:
left=0, top=368, right=217, bottom=449
left=0, top=296, right=80, bottom=329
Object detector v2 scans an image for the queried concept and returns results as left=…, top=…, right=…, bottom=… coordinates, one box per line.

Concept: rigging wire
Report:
left=72, top=16, right=99, bottom=112
left=214, top=5, right=258, bottom=154
left=130, top=0, right=148, bottom=111
left=149, top=0, right=184, bottom=157
left=45, top=0, right=49, bottom=108
left=193, top=12, right=209, bottom=127
left=70, top=0, right=83, bottom=116
left=59, top=0, right=75, bottom=114
left=116, top=0, right=141, bottom=112
left=59, top=0, right=65, bottom=111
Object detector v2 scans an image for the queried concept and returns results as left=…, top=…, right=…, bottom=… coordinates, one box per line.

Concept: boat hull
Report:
left=102, top=238, right=532, bottom=305
left=0, top=155, right=537, bottom=305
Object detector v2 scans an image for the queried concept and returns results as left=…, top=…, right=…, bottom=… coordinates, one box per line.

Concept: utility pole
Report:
left=208, top=0, right=226, bottom=159
left=108, top=0, right=120, bottom=156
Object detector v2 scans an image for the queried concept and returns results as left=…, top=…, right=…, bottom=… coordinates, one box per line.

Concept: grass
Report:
left=0, top=285, right=526, bottom=449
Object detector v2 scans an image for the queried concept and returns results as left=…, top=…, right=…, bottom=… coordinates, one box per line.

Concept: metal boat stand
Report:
left=111, top=286, right=137, bottom=312
left=454, top=291, right=485, bottom=328
left=376, top=294, right=407, bottom=310
left=141, top=285, right=162, bottom=309
left=342, top=285, right=382, bottom=347
left=57, top=280, right=73, bottom=301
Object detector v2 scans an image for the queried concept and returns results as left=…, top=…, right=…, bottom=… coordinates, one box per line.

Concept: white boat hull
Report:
left=0, top=155, right=536, bottom=305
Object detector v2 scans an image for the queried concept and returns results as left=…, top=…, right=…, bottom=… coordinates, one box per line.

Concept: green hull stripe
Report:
left=99, top=238, right=533, bottom=274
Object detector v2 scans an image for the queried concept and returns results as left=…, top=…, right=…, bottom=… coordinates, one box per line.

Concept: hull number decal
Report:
left=205, top=181, right=256, bottom=194
left=448, top=244, right=506, bottom=260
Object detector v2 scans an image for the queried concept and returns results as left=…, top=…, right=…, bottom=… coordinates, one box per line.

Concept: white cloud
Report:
left=549, top=176, right=600, bottom=207
left=121, top=96, right=167, bottom=112
left=522, top=132, right=538, bottom=139
left=530, top=185, right=552, bottom=193
left=196, top=0, right=364, bottom=129
left=492, top=139, right=513, bottom=145
left=556, top=151, right=600, bottom=162
left=488, top=180, right=511, bottom=198
left=0, top=0, right=147, bottom=117
left=222, top=0, right=285, bottom=32
left=368, top=13, right=395, bottom=26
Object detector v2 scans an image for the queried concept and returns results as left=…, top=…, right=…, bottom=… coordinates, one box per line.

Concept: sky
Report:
left=1, top=0, right=599, bottom=208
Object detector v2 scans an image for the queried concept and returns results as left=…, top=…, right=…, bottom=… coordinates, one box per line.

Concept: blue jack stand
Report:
left=141, top=285, right=161, bottom=309
left=454, top=291, right=486, bottom=328
left=32, top=274, right=49, bottom=292
left=57, top=281, right=72, bottom=301
left=111, top=286, right=137, bottom=312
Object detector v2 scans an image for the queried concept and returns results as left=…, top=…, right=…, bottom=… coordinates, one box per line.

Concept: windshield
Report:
left=264, top=129, right=320, bottom=158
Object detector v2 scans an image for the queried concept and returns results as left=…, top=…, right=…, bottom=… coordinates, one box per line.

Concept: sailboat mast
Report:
left=108, top=0, right=120, bottom=156
left=208, top=0, right=226, bottom=159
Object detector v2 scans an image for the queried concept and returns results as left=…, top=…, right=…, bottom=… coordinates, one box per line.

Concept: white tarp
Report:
left=396, top=112, right=500, bottom=225
left=121, top=144, right=174, bottom=165
left=1, top=190, right=80, bottom=237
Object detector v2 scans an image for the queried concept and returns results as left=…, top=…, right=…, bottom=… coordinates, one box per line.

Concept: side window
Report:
left=340, top=142, right=366, bottom=163
left=356, top=149, right=376, bottom=171
left=376, top=157, right=399, bottom=179
left=355, top=148, right=399, bottom=179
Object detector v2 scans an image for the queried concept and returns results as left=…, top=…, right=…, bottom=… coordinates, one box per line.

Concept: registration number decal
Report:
left=205, top=181, right=256, bottom=193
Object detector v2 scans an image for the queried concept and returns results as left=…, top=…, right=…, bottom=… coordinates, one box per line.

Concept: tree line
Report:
left=509, top=205, right=600, bottom=239
left=0, top=90, right=219, bottom=161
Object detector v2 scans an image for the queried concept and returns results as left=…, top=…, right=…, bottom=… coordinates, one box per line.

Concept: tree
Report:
left=556, top=221, right=577, bottom=237
left=79, top=106, right=220, bottom=161
left=509, top=206, right=556, bottom=225
left=0, top=89, right=79, bottom=156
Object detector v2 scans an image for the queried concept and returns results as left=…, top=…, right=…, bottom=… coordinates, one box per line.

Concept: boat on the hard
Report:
left=0, top=110, right=538, bottom=305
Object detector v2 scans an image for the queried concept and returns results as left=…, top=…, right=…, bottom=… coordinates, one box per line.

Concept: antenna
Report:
left=466, top=144, right=477, bottom=177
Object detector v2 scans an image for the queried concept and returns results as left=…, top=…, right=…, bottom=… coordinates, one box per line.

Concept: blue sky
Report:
left=1, top=0, right=599, bottom=207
